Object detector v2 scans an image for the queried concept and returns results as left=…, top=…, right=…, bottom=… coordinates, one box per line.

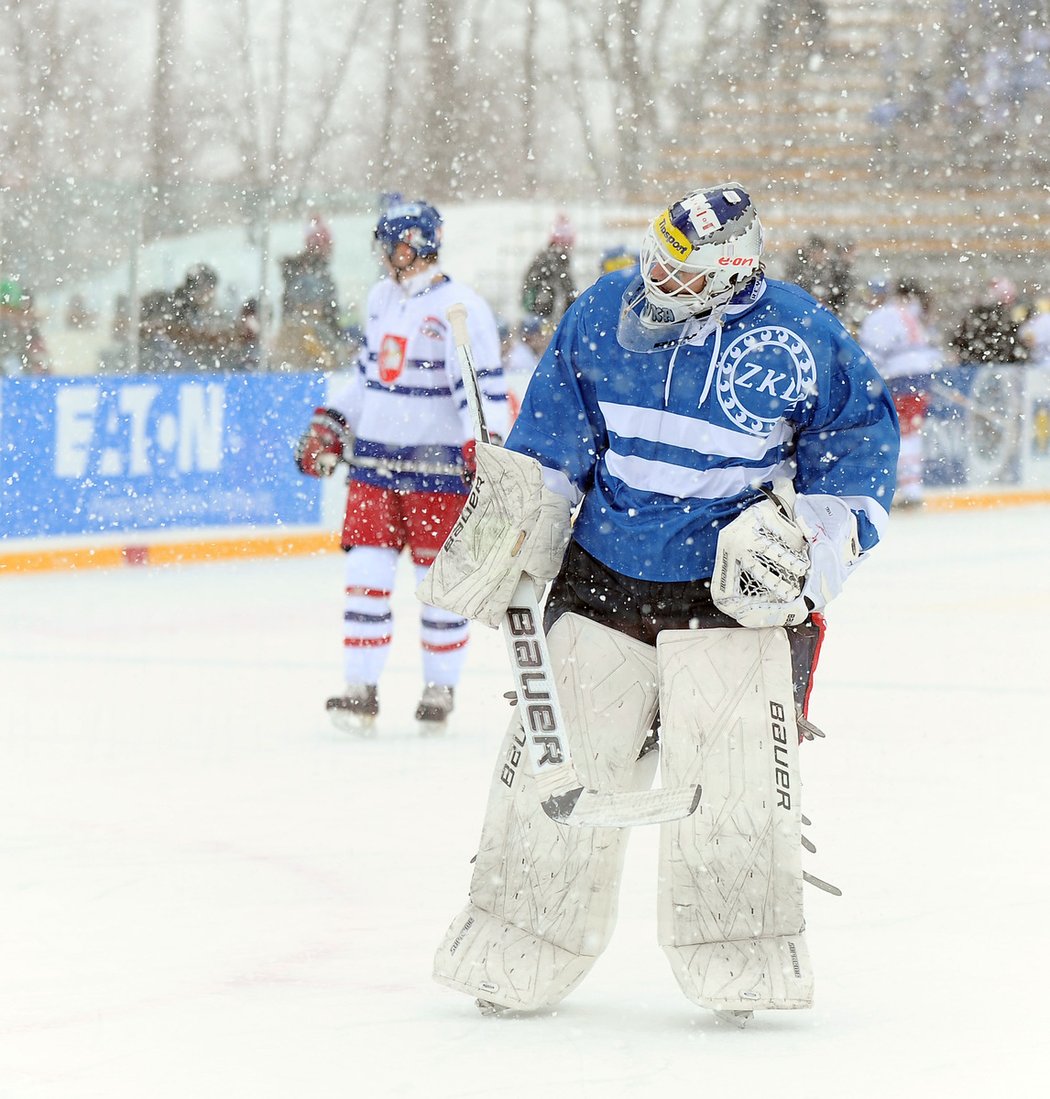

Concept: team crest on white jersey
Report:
left=715, top=326, right=817, bottom=435
left=378, top=334, right=408, bottom=384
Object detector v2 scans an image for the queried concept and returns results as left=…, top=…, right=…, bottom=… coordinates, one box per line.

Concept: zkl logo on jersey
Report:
left=715, top=326, right=817, bottom=435
left=378, top=334, right=408, bottom=384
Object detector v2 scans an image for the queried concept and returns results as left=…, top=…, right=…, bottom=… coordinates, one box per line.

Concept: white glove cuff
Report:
left=795, top=494, right=862, bottom=610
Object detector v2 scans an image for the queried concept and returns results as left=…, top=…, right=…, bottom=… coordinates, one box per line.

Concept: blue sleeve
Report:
left=505, top=301, right=604, bottom=495
left=794, top=327, right=901, bottom=549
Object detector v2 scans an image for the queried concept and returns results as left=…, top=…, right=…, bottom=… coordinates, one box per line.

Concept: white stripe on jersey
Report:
left=598, top=400, right=795, bottom=460
left=604, top=449, right=796, bottom=500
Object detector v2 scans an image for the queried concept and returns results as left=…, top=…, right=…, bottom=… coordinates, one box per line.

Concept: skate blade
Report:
left=417, top=717, right=448, bottom=737
left=330, top=711, right=378, bottom=737
left=713, top=1009, right=754, bottom=1028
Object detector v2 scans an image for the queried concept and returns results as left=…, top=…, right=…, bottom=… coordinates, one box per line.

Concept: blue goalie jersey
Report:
left=507, top=274, right=900, bottom=582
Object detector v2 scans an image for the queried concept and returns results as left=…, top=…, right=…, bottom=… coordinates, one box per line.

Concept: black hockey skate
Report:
left=415, top=684, right=454, bottom=732
left=326, top=684, right=378, bottom=734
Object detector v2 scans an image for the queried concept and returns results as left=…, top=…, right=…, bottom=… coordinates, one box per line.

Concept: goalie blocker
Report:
left=434, top=619, right=814, bottom=1016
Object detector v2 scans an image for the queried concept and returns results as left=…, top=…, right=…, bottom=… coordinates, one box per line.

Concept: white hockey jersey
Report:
left=1021, top=310, right=1050, bottom=368
left=857, top=299, right=943, bottom=381
left=327, top=269, right=508, bottom=493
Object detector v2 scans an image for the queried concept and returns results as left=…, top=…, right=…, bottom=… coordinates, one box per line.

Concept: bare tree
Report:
left=521, top=2, right=539, bottom=194
left=288, top=0, right=376, bottom=206
left=0, top=0, right=141, bottom=283
left=419, top=0, right=460, bottom=195
left=376, top=0, right=406, bottom=190
left=233, top=0, right=264, bottom=189
left=147, top=0, right=184, bottom=237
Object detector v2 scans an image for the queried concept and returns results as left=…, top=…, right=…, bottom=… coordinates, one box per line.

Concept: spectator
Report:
left=785, top=234, right=854, bottom=316
left=500, top=314, right=548, bottom=425
left=272, top=213, right=342, bottom=371
left=64, top=293, right=98, bottom=331
left=521, top=213, right=577, bottom=326
left=1020, top=298, right=1050, bottom=369
left=844, top=276, right=889, bottom=336
left=338, top=322, right=365, bottom=369
left=234, top=298, right=262, bottom=371
left=0, top=279, right=50, bottom=376
left=97, top=293, right=134, bottom=373
left=504, top=314, right=548, bottom=380
left=858, top=278, right=944, bottom=508
left=597, top=245, right=639, bottom=279
left=166, top=264, right=237, bottom=370
left=949, top=276, right=1027, bottom=365
left=137, top=290, right=185, bottom=373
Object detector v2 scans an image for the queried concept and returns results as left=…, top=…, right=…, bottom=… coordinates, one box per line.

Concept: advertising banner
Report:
left=0, top=374, right=326, bottom=540
left=923, top=364, right=1046, bottom=489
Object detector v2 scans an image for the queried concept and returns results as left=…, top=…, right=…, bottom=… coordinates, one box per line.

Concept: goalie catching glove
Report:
left=295, top=407, right=352, bottom=477
left=712, top=478, right=861, bottom=628
left=417, top=442, right=572, bottom=628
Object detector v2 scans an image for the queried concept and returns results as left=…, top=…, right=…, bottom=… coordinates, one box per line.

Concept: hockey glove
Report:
left=794, top=493, right=862, bottom=610
left=295, top=407, right=352, bottom=477
left=712, top=479, right=812, bottom=628
left=417, top=442, right=572, bottom=628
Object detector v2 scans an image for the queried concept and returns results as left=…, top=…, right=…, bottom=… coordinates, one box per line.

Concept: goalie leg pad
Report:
left=434, top=613, right=659, bottom=1011
left=434, top=905, right=596, bottom=1012
left=656, top=627, right=813, bottom=1011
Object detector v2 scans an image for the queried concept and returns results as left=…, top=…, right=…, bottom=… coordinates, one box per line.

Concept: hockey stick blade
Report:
left=542, top=782, right=703, bottom=828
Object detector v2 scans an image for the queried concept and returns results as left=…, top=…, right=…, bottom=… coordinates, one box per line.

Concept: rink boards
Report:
left=1, top=365, right=1048, bottom=574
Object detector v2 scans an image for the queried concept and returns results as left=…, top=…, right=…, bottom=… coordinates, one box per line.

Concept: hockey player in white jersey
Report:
left=420, top=183, right=900, bottom=1020
left=295, top=200, right=509, bottom=730
left=858, top=278, right=943, bottom=508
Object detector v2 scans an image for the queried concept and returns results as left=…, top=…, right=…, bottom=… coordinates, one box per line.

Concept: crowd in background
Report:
left=790, top=232, right=1050, bottom=506
left=6, top=221, right=1048, bottom=382
left=5, top=206, right=1050, bottom=516
left=785, top=232, right=1048, bottom=368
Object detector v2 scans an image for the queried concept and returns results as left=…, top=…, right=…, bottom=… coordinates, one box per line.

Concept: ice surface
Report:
left=1, top=506, right=1047, bottom=1098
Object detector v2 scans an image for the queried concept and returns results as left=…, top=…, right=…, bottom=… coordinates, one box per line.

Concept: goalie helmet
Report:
left=374, top=200, right=443, bottom=260
left=637, top=183, right=764, bottom=326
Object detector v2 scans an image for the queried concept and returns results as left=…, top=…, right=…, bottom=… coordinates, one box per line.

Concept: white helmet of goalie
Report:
left=636, top=183, right=764, bottom=328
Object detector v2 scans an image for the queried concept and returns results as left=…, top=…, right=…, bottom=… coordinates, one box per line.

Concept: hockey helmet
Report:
left=986, top=276, right=1017, bottom=306
left=374, top=200, right=443, bottom=260
left=637, top=183, right=764, bottom=326
left=600, top=246, right=639, bottom=276
left=549, top=213, right=576, bottom=248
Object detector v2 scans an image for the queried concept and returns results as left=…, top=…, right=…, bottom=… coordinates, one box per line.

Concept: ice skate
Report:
left=326, top=684, right=378, bottom=734
left=415, top=684, right=454, bottom=733
left=713, top=1009, right=754, bottom=1028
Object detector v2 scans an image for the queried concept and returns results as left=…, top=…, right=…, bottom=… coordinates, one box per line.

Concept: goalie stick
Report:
left=445, top=303, right=701, bottom=828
